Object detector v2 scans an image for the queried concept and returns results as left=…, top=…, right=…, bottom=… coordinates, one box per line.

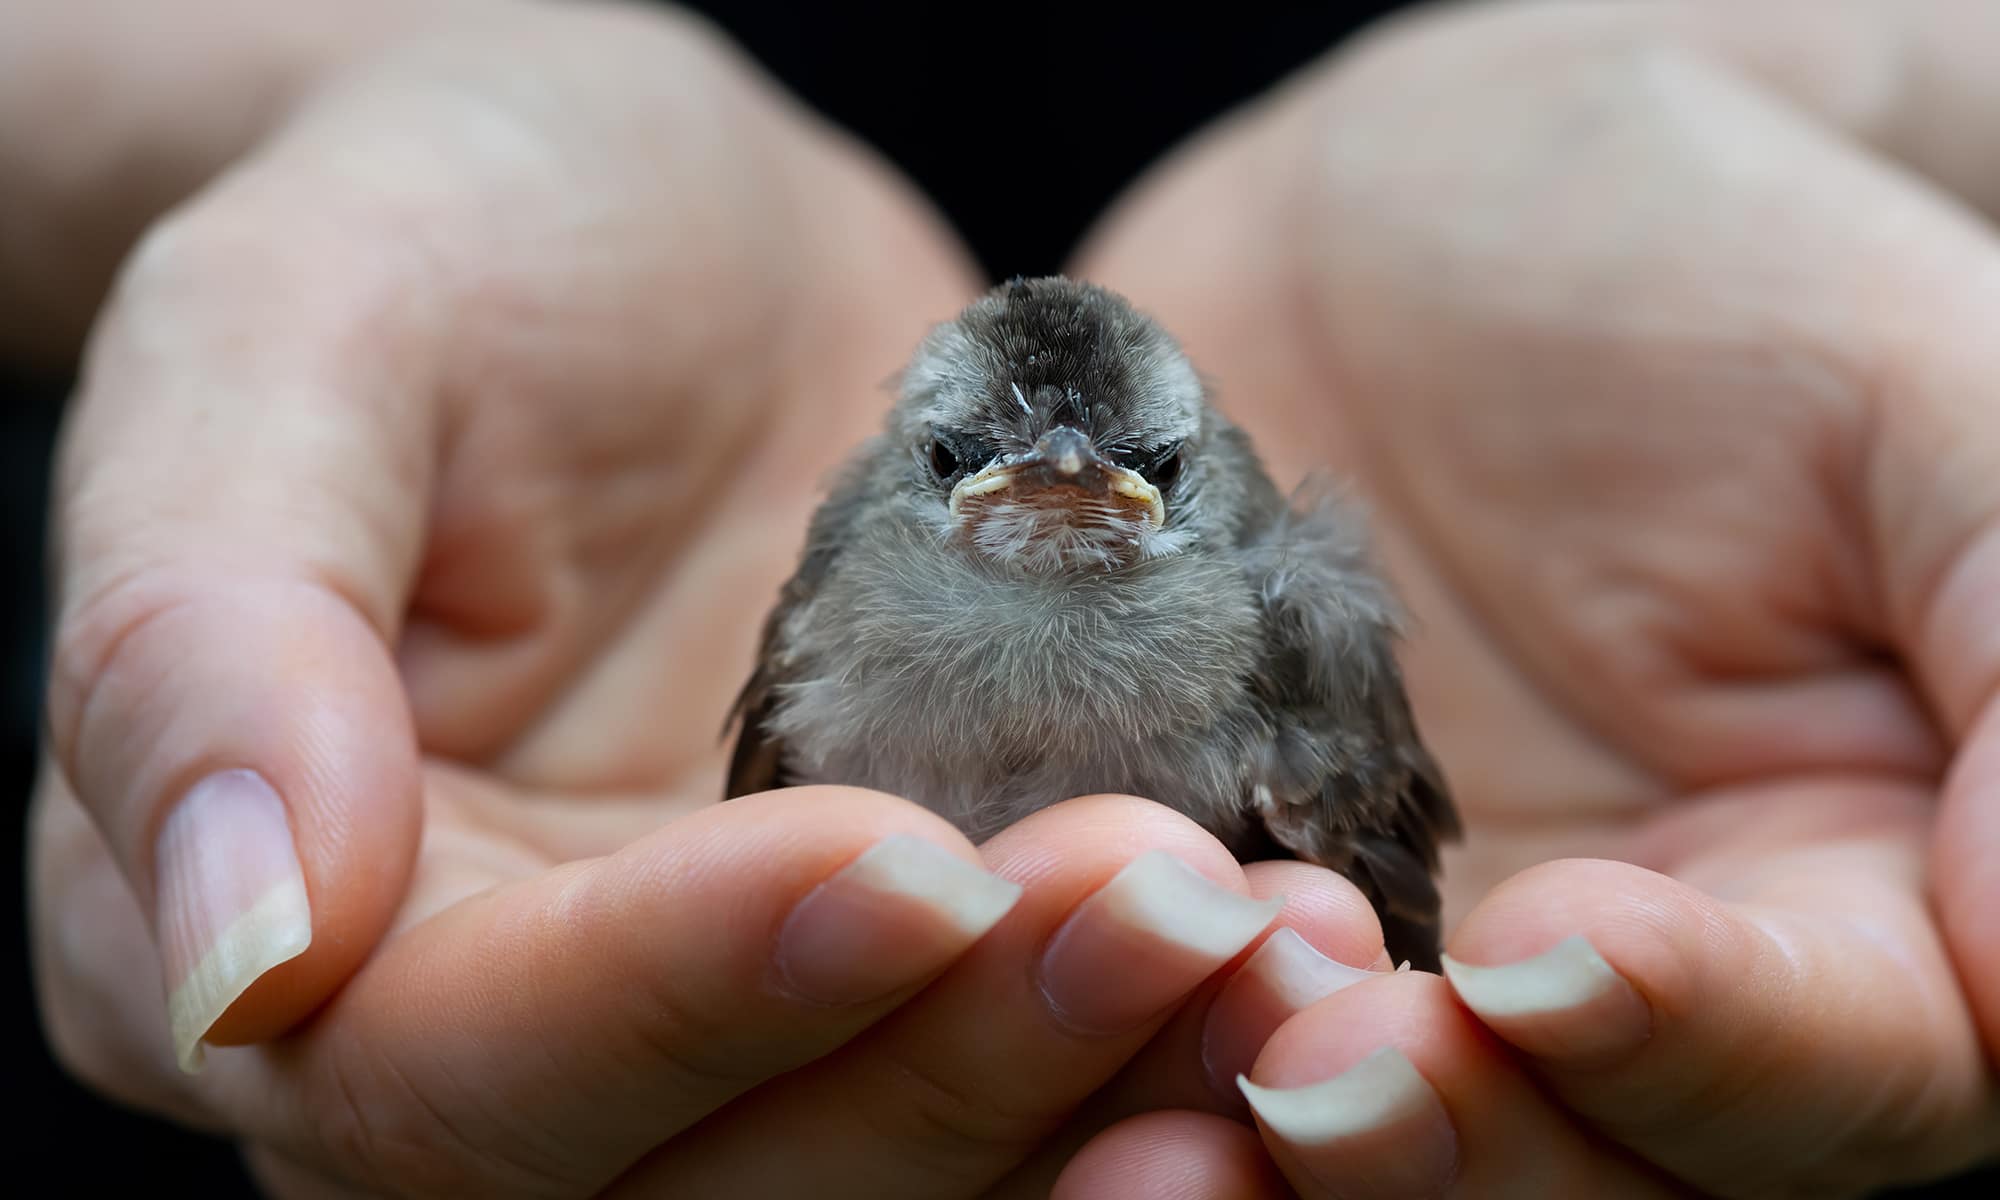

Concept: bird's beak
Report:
left=948, top=426, right=1165, bottom=525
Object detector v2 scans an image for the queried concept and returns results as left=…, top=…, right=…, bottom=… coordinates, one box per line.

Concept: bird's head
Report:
left=892, top=276, right=1222, bottom=573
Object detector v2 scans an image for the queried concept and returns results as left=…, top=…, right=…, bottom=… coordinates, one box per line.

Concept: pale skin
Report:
left=1060, top=0, right=2000, bottom=1194
left=17, top=2, right=2000, bottom=1199
left=23, top=3, right=1383, bottom=1196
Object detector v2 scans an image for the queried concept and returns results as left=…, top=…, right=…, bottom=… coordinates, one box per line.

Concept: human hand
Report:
left=1062, top=1, right=2000, bottom=1194
left=25, top=5, right=1401, bottom=1195
left=0, top=0, right=497, bottom=364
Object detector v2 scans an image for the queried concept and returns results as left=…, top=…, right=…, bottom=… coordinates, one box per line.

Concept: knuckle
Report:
left=563, top=866, right=770, bottom=1100
left=859, top=1045, right=1052, bottom=1183
left=112, top=188, right=416, bottom=316
left=46, top=563, right=394, bottom=838
left=45, top=565, right=187, bottom=772
left=91, top=188, right=446, bottom=415
left=113, top=204, right=220, bottom=301
left=620, top=994, right=770, bottom=1100
left=308, top=1036, right=583, bottom=1200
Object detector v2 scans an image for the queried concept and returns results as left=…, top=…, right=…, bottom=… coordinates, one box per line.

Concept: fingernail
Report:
left=1442, top=935, right=1652, bottom=1065
left=1203, top=928, right=1375, bottom=1098
left=776, top=834, right=1022, bottom=1005
left=1039, top=851, right=1283, bottom=1035
left=155, top=769, right=312, bottom=1075
left=1239, top=1048, right=1458, bottom=1198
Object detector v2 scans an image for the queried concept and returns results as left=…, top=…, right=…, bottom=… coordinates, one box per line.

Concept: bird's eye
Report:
left=925, top=432, right=999, bottom=488
left=929, top=439, right=960, bottom=481
left=1116, top=442, right=1184, bottom=492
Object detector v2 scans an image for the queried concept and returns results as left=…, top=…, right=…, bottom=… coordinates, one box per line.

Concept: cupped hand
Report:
left=27, top=6, right=1401, bottom=1196
left=1067, top=1, right=2000, bottom=1195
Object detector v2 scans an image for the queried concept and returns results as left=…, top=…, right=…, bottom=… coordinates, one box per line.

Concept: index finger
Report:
left=209, top=787, right=1021, bottom=1198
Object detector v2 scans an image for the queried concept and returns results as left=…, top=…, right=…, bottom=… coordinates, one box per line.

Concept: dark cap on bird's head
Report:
left=892, top=277, right=1219, bottom=572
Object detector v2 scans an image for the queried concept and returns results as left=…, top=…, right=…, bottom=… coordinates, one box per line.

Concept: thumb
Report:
left=44, top=203, right=437, bottom=1073
left=1438, top=849, right=1988, bottom=1195
left=1914, top=502, right=2000, bottom=1071
left=1868, top=256, right=2000, bottom=1068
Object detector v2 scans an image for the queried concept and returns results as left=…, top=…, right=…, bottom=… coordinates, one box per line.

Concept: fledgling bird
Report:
left=725, top=276, right=1460, bottom=970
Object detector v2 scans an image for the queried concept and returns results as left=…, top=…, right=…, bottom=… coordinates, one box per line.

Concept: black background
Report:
left=4, top=2, right=1993, bottom=1194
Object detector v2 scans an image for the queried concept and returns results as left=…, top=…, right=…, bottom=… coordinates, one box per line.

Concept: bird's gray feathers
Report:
left=1235, top=479, right=1461, bottom=967
left=724, top=445, right=880, bottom=797
left=725, top=277, right=1459, bottom=969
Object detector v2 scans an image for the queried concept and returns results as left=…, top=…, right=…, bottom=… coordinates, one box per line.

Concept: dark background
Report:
left=3, top=2, right=1991, bottom=1195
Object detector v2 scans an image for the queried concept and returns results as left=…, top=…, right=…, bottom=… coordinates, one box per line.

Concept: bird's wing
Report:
left=1240, top=478, right=1462, bottom=971
left=722, top=615, right=796, bottom=799
left=723, top=445, right=884, bottom=799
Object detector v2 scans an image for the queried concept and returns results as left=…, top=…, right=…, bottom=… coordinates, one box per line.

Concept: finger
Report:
left=1241, top=968, right=1679, bottom=1200
left=1050, top=1111, right=1291, bottom=1200
left=988, top=860, right=1388, bottom=1198
left=30, top=763, right=221, bottom=1126
left=617, top=794, right=1287, bottom=1199
left=1097, top=860, right=1391, bottom=1117
left=244, top=1145, right=380, bottom=1200
left=1850, top=121, right=2000, bottom=1080
left=1938, top=691, right=2000, bottom=1076
left=42, top=194, right=441, bottom=1072
left=1439, top=829, right=1995, bottom=1196
left=1909, top=488, right=2000, bottom=1074
left=201, top=787, right=1019, bottom=1198
left=1205, top=862, right=1391, bottom=1098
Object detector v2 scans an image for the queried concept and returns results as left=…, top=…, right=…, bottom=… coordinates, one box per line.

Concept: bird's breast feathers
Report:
left=765, top=526, right=1271, bottom=833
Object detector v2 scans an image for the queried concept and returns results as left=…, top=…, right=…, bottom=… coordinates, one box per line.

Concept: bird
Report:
left=724, top=275, right=1461, bottom=971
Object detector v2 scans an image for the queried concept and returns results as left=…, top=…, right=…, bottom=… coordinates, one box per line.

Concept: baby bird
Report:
left=725, top=276, right=1460, bottom=970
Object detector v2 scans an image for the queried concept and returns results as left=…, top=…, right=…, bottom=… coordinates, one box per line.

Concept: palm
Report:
left=1351, top=364, right=1940, bottom=927
left=1320, top=253, right=1944, bottom=922
left=1068, top=41, right=2000, bottom=1190
left=1072, top=53, right=1958, bottom=914
left=378, top=360, right=892, bottom=931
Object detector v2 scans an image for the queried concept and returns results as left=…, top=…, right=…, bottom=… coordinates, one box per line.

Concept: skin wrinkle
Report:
left=1044, top=11, right=1997, bottom=1189
left=1636, top=352, right=1877, bottom=678
left=1402, top=390, right=1868, bottom=789
left=393, top=56, right=970, bottom=783
left=1290, top=200, right=1661, bottom=821
left=1865, top=277, right=2000, bottom=644
left=0, top=0, right=485, bottom=361
left=1533, top=850, right=1978, bottom=1196
left=483, top=233, right=969, bottom=789
left=51, top=577, right=386, bottom=921
left=391, top=110, right=791, bottom=756
left=1882, top=402, right=2000, bottom=733
left=1719, top=910, right=1957, bottom=1194
left=414, top=403, right=749, bottom=766
left=44, top=576, right=192, bottom=784
left=56, top=201, right=447, bottom=653
left=35, top=12, right=994, bottom=1192
left=30, top=4, right=2000, bottom=1195
left=376, top=1047, right=569, bottom=1200
left=303, top=1026, right=430, bottom=1200
left=1833, top=344, right=1903, bottom=648
left=403, top=470, right=558, bottom=643
left=866, top=1038, right=1056, bottom=1176
left=17, top=6, right=1390, bottom=1197
left=1278, top=289, right=1661, bottom=896
left=1294, top=47, right=1952, bottom=809
left=438, top=376, right=780, bottom=768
